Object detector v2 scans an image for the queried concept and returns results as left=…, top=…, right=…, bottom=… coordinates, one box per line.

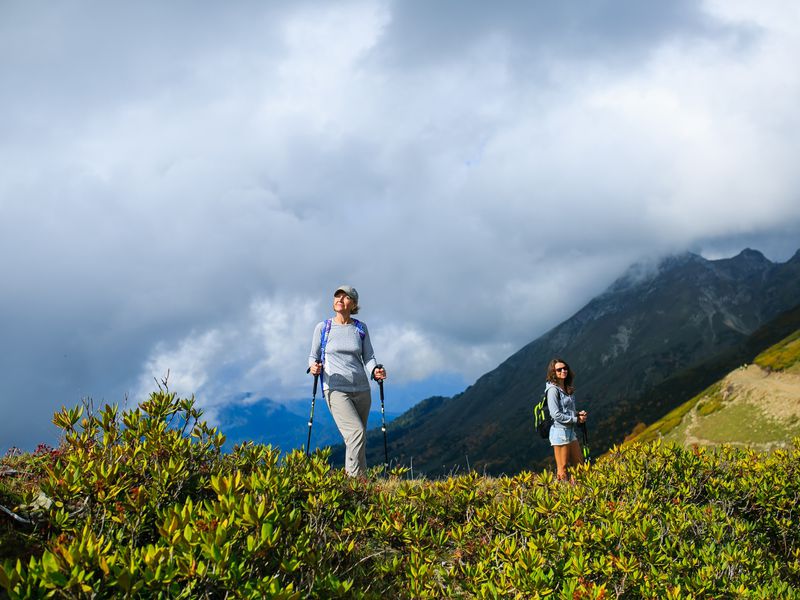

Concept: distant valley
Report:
left=216, top=396, right=397, bottom=455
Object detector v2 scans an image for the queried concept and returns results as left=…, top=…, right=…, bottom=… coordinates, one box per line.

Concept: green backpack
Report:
left=533, top=388, right=558, bottom=439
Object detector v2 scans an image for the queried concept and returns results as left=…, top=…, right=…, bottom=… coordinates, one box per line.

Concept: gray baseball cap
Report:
left=334, top=285, right=359, bottom=302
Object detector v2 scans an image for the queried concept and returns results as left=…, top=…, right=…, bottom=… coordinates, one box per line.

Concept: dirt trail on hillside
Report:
left=681, top=364, right=800, bottom=450
left=726, top=364, right=800, bottom=418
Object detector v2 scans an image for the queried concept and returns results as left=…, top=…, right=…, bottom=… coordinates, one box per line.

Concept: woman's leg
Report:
left=563, top=440, right=584, bottom=481
left=567, top=440, right=584, bottom=468
left=553, top=444, right=570, bottom=481
left=326, top=390, right=371, bottom=477
left=351, top=390, right=372, bottom=475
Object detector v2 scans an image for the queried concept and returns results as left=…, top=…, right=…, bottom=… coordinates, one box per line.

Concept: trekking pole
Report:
left=375, top=364, right=389, bottom=475
left=579, top=421, right=591, bottom=463
left=305, top=361, right=321, bottom=457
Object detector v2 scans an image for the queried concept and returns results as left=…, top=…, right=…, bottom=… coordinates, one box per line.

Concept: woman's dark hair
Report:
left=546, top=358, right=575, bottom=394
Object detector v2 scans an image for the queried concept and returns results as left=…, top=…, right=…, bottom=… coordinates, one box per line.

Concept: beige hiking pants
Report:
left=325, top=389, right=372, bottom=477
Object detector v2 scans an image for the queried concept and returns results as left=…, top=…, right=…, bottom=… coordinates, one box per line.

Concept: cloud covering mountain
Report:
left=1, top=1, right=799, bottom=449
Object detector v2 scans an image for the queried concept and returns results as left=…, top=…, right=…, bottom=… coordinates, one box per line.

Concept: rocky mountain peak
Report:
left=603, top=251, right=704, bottom=296
left=718, top=247, right=771, bottom=267
left=736, top=248, right=769, bottom=261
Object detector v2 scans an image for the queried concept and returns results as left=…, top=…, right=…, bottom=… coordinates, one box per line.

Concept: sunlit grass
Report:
left=755, top=330, right=800, bottom=371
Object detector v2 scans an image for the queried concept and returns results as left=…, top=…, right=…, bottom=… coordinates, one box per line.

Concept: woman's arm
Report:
left=360, top=322, right=379, bottom=376
left=360, top=322, right=385, bottom=380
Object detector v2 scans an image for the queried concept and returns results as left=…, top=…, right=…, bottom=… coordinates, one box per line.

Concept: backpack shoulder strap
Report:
left=318, top=319, right=333, bottom=391
left=351, top=318, right=366, bottom=340
left=320, top=319, right=333, bottom=365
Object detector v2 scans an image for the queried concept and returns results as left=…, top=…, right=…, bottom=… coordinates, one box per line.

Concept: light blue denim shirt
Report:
left=545, top=382, right=578, bottom=428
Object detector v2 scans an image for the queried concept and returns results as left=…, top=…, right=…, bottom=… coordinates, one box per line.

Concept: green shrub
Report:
left=2, top=393, right=799, bottom=598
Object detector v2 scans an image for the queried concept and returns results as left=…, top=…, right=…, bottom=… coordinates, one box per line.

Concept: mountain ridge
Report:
left=360, top=248, right=800, bottom=475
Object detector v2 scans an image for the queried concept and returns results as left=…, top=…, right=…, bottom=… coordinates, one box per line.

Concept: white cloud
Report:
left=136, top=295, right=323, bottom=411
left=373, top=325, right=450, bottom=381
left=138, top=330, right=223, bottom=401
left=0, top=0, right=798, bottom=449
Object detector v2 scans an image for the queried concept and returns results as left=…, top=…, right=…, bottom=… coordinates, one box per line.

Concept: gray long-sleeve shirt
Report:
left=309, top=319, right=378, bottom=393
left=545, top=381, right=578, bottom=427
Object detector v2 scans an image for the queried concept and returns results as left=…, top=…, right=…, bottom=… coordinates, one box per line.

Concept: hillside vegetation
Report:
left=2, top=392, right=800, bottom=598
left=626, top=328, right=800, bottom=450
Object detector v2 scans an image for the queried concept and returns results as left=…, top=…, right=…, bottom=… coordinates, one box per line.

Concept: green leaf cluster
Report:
left=2, top=392, right=799, bottom=598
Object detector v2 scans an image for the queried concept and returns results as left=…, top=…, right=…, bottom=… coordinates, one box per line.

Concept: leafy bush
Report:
left=2, top=392, right=799, bottom=598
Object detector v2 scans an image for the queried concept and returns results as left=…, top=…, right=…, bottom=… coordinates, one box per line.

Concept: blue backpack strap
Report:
left=319, top=319, right=333, bottom=362
left=319, top=319, right=332, bottom=390
left=351, top=318, right=366, bottom=341
left=352, top=319, right=367, bottom=362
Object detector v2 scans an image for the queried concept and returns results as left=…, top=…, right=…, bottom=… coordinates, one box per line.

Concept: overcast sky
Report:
left=2, top=0, right=799, bottom=450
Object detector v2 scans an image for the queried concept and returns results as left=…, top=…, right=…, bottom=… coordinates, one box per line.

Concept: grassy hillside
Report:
left=626, top=328, right=800, bottom=449
left=2, top=392, right=800, bottom=598
left=755, top=329, right=800, bottom=373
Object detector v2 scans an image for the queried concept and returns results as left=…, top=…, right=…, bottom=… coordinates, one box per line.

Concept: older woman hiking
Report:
left=308, top=285, right=386, bottom=477
left=545, top=358, right=587, bottom=481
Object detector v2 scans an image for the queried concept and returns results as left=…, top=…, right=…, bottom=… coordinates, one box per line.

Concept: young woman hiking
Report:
left=308, top=285, right=386, bottom=477
left=545, top=358, right=587, bottom=481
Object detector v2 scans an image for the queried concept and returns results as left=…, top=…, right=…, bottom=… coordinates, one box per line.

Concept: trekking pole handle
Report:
left=307, top=360, right=321, bottom=396
left=374, top=364, right=389, bottom=474
left=375, top=364, right=385, bottom=400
